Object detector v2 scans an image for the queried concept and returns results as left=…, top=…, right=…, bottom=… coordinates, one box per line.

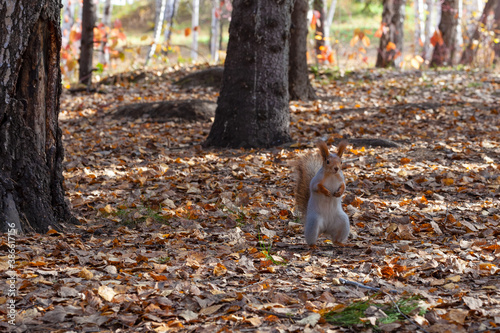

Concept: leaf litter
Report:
left=0, top=66, right=499, bottom=332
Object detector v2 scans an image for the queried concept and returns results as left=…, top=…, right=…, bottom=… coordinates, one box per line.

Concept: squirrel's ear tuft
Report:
left=316, top=140, right=329, bottom=160
left=337, top=140, right=348, bottom=157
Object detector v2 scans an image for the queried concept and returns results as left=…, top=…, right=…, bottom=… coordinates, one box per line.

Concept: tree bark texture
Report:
left=460, top=0, right=497, bottom=64
left=79, top=0, right=95, bottom=85
left=376, top=0, right=406, bottom=68
left=289, top=0, right=317, bottom=101
left=430, top=0, right=458, bottom=66
left=0, top=0, right=74, bottom=233
left=204, top=0, right=293, bottom=148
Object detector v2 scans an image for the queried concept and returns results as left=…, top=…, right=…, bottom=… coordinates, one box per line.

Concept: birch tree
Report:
left=423, top=0, right=435, bottom=60
left=163, top=0, right=178, bottom=50
left=414, top=0, right=425, bottom=53
left=191, top=0, right=200, bottom=61
left=145, top=0, right=167, bottom=66
left=210, top=0, right=220, bottom=62
left=460, top=0, right=496, bottom=64
left=99, top=0, right=113, bottom=66
left=324, top=0, right=338, bottom=43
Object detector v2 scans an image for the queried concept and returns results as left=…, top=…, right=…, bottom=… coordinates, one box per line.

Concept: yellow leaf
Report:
left=78, top=267, right=94, bottom=280
left=350, top=35, right=359, bottom=47
left=411, top=58, right=421, bottom=69
left=103, top=204, right=114, bottom=214
left=213, top=263, right=227, bottom=276
left=362, top=35, right=370, bottom=47
left=443, top=178, right=454, bottom=186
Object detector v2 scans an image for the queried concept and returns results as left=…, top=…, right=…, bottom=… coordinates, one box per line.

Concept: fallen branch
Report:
left=339, top=278, right=399, bottom=294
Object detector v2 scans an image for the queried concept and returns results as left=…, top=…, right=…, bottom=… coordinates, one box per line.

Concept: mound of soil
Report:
left=112, top=99, right=216, bottom=122
left=174, top=67, right=224, bottom=89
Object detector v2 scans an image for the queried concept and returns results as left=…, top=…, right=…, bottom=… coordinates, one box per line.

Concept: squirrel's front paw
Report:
left=317, top=183, right=333, bottom=197
left=333, top=183, right=345, bottom=197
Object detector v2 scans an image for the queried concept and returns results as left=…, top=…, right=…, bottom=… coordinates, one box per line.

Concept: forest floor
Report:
left=2, top=66, right=499, bottom=332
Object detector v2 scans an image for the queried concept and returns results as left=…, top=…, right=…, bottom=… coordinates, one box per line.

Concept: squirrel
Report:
left=294, top=140, right=349, bottom=246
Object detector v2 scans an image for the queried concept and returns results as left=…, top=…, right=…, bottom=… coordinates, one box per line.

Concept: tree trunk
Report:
left=210, top=0, right=220, bottom=62
left=191, top=0, right=200, bottom=60
left=414, top=0, right=425, bottom=53
left=313, top=0, right=326, bottom=62
left=62, top=0, right=75, bottom=48
left=289, top=0, right=317, bottom=101
left=431, top=0, right=458, bottom=66
left=79, top=0, right=96, bottom=86
left=99, top=0, right=112, bottom=65
left=324, top=0, right=338, bottom=42
left=146, top=0, right=167, bottom=65
left=494, top=0, right=500, bottom=59
left=460, top=0, right=496, bottom=64
left=423, top=0, right=435, bottom=61
left=204, top=0, right=293, bottom=148
left=0, top=0, right=74, bottom=233
left=376, top=0, right=406, bottom=68
left=163, top=0, right=178, bottom=50
left=454, top=0, right=464, bottom=64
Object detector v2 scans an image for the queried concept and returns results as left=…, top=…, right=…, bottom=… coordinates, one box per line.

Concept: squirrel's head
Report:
left=317, top=140, right=348, bottom=174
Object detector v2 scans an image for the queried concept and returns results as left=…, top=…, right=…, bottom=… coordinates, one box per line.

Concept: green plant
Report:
left=115, top=206, right=170, bottom=227
left=156, top=256, right=171, bottom=264
left=324, top=294, right=425, bottom=329
left=257, top=233, right=287, bottom=266
left=222, top=206, right=247, bottom=227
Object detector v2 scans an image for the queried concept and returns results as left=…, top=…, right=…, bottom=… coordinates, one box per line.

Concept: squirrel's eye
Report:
left=326, top=160, right=330, bottom=164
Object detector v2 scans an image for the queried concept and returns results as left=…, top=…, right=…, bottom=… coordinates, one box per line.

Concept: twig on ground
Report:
left=339, top=278, right=399, bottom=294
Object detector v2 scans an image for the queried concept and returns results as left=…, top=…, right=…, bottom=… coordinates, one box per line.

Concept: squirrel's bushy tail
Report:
left=294, top=153, right=322, bottom=218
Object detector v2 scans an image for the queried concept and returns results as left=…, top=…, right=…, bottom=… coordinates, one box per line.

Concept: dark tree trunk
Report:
left=313, top=0, right=325, bottom=62
left=204, top=0, right=293, bottom=148
left=460, top=0, right=497, bottom=64
left=79, top=0, right=96, bottom=85
left=376, top=0, right=406, bottom=68
left=0, top=0, right=74, bottom=233
left=430, top=0, right=458, bottom=66
left=289, top=0, right=317, bottom=101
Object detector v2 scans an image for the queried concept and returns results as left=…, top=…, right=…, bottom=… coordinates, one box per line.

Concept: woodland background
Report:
left=0, top=0, right=499, bottom=332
